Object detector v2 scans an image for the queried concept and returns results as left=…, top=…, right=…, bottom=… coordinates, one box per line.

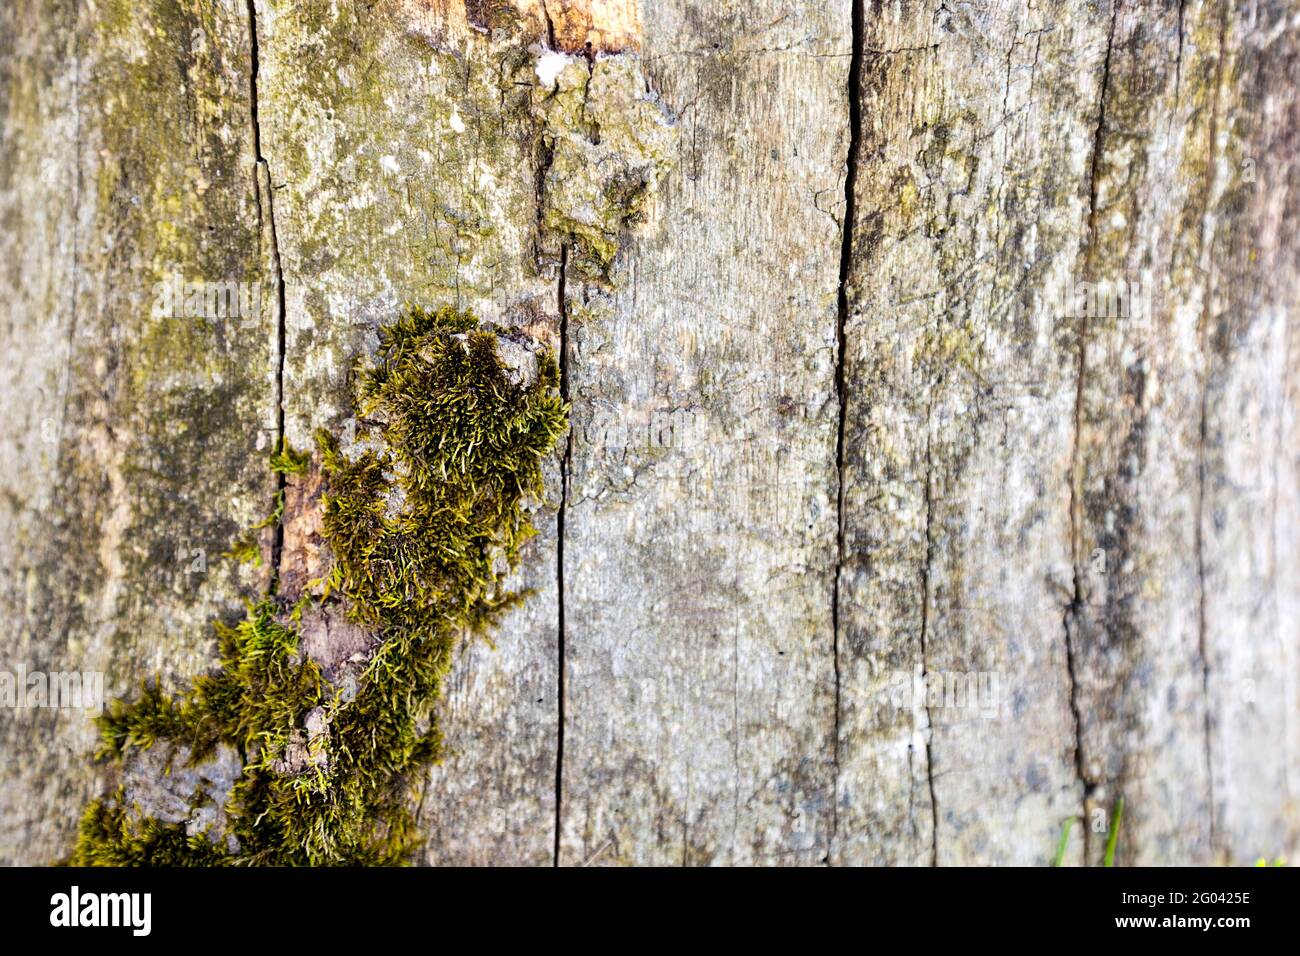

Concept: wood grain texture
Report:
left=1066, top=0, right=1220, bottom=866
left=0, top=0, right=1296, bottom=866
left=1196, top=0, right=1300, bottom=862
left=836, top=0, right=1106, bottom=866
left=1048, top=0, right=1300, bottom=865
left=0, top=0, right=275, bottom=863
left=554, top=0, right=848, bottom=866
left=251, top=0, right=561, bottom=865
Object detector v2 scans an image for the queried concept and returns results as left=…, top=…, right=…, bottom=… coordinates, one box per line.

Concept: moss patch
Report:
left=70, top=306, right=567, bottom=865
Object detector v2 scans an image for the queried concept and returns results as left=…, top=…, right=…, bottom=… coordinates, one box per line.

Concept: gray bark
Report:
left=0, top=0, right=1296, bottom=865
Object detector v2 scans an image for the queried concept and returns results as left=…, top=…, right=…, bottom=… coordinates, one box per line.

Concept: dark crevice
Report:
left=1060, top=602, right=1090, bottom=860
left=542, top=1, right=556, bottom=49
left=246, top=0, right=288, bottom=592
left=1065, top=0, right=1119, bottom=865
left=918, top=417, right=939, bottom=866
left=1193, top=5, right=1231, bottom=863
left=553, top=242, right=570, bottom=867
left=534, top=137, right=554, bottom=261
left=829, top=0, right=864, bottom=865
left=62, top=8, right=83, bottom=480
left=1175, top=0, right=1186, bottom=104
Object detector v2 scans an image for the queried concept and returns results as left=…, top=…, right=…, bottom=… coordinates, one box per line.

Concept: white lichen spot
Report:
left=449, top=111, right=466, bottom=133
left=535, top=50, right=576, bottom=90
left=380, top=154, right=401, bottom=176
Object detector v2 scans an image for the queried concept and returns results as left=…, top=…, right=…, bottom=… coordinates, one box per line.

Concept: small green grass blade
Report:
left=1053, top=817, right=1075, bottom=867
left=1103, top=797, right=1125, bottom=867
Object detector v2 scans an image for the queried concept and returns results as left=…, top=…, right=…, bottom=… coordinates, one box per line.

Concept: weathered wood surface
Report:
left=249, top=0, right=565, bottom=869
left=837, top=0, right=1095, bottom=866
left=0, top=0, right=275, bottom=862
left=555, top=0, right=848, bottom=866
left=0, top=0, right=1296, bottom=865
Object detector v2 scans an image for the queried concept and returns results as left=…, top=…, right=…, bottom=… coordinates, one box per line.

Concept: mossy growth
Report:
left=70, top=306, right=567, bottom=865
left=268, top=438, right=311, bottom=476
left=73, top=793, right=230, bottom=867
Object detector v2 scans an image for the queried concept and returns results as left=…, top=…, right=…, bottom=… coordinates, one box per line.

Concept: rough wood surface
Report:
left=836, top=0, right=1097, bottom=866
left=0, top=0, right=1296, bottom=865
left=0, top=0, right=275, bottom=863
left=249, top=0, right=566, bottom=865
left=556, top=0, right=847, bottom=866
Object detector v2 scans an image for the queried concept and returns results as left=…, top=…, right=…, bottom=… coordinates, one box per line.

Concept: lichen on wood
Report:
left=534, top=51, right=677, bottom=278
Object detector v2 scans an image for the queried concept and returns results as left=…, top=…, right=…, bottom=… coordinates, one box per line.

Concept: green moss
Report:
left=70, top=306, right=567, bottom=866
left=224, top=536, right=262, bottom=567
left=95, top=683, right=189, bottom=760
left=73, top=795, right=230, bottom=867
left=268, top=438, right=311, bottom=476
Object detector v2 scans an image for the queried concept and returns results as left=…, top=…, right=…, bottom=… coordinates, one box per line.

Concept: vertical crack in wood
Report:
left=1193, top=3, right=1231, bottom=862
left=553, top=242, right=570, bottom=866
left=919, top=411, right=939, bottom=866
left=63, top=5, right=83, bottom=463
left=246, top=0, right=288, bottom=590
left=830, top=0, right=865, bottom=864
left=1175, top=0, right=1187, bottom=105
left=542, top=1, right=557, bottom=49
left=1066, top=0, right=1120, bottom=865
